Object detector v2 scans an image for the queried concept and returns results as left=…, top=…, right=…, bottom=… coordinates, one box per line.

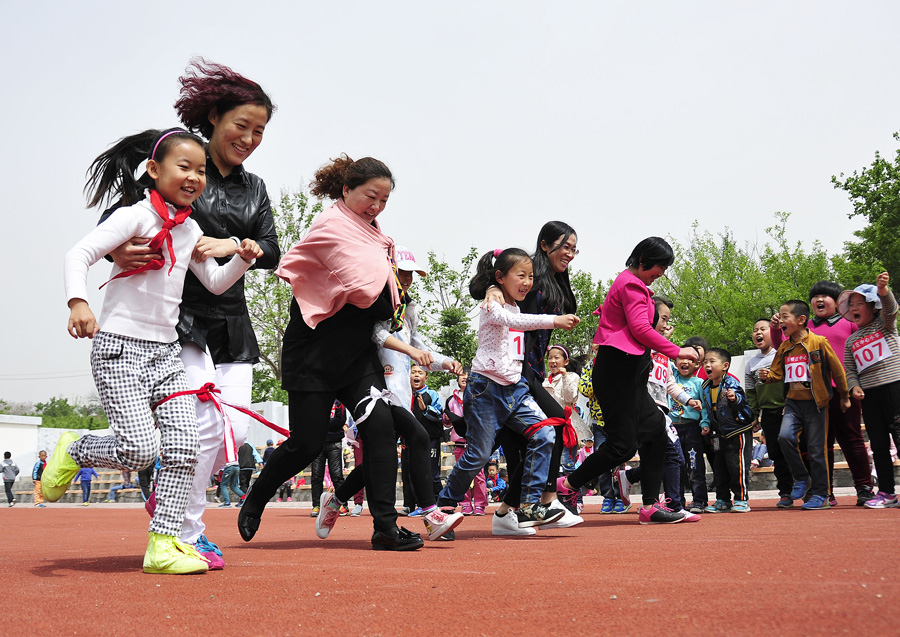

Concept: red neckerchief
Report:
left=100, top=190, right=192, bottom=288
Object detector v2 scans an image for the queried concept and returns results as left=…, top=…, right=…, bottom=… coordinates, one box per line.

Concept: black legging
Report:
left=336, top=405, right=433, bottom=509
left=242, top=372, right=403, bottom=533
left=566, top=346, right=667, bottom=507
left=500, top=365, right=566, bottom=507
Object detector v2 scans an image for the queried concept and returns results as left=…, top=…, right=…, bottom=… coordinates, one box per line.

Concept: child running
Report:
left=47, top=128, right=261, bottom=574
left=436, top=248, right=579, bottom=532
left=839, top=273, right=900, bottom=509
left=560, top=237, right=699, bottom=524
left=760, top=300, right=850, bottom=510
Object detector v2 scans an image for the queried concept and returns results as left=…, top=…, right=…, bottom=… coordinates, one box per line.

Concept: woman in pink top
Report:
left=561, top=237, right=698, bottom=524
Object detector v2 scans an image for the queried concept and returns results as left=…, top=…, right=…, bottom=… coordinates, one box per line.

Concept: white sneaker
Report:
left=491, top=509, right=536, bottom=536
left=540, top=499, right=584, bottom=529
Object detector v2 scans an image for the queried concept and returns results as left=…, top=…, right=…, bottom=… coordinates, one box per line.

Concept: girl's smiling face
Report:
left=547, top=348, right=568, bottom=375
left=847, top=293, right=876, bottom=326
left=343, top=177, right=392, bottom=222
left=146, top=140, right=207, bottom=207
left=810, top=294, right=837, bottom=319
left=496, top=257, right=534, bottom=304
left=541, top=233, right=578, bottom=274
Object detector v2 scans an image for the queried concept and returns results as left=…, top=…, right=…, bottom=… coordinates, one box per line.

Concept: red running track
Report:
left=1, top=496, right=897, bottom=636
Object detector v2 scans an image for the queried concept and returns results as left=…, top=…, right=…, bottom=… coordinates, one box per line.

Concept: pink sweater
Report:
left=275, top=200, right=400, bottom=328
left=595, top=269, right=680, bottom=358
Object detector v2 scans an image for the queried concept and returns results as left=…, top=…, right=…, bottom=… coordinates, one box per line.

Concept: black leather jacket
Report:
left=100, top=155, right=280, bottom=364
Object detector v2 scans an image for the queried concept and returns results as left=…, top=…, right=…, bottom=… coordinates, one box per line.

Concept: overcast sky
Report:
left=2, top=1, right=898, bottom=404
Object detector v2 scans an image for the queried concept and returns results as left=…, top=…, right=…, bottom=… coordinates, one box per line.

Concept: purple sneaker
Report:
left=864, top=491, right=900, bottom=509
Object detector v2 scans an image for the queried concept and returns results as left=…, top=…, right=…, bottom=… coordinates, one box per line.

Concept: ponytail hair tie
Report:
left=493, top=248, right=503, bottom=258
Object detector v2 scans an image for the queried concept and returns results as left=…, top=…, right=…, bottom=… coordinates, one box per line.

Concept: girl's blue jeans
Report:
left=438, top=373, right=553, bottom=506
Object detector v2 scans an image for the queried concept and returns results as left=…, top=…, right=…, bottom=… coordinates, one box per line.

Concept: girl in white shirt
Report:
left=436, top=248, right=579, bottom=531
left=44, top=128, right=260, bottom=576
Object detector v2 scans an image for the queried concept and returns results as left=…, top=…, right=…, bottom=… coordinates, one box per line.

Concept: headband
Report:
left=151, top=130, right=184, bottom=161
left=548, top=344, right=570, bottom=359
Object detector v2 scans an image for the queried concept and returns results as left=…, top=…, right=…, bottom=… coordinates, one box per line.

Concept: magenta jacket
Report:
left=595, top=269, right=680, bottom=359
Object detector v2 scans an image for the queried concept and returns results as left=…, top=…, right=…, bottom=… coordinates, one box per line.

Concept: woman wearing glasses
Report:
left=479, top=221, right=584, bottom=533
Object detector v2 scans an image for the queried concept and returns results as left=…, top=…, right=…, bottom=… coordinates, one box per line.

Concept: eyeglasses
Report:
left=556, top=243, right=579, bottom=256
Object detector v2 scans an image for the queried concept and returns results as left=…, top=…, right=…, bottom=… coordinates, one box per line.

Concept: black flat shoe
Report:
left=371, top=526, right=424, bottom=551
left=238, top=508, right=261, bottom=542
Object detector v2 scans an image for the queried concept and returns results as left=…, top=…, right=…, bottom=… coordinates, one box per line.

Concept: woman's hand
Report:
left=193, top=236, right=239, bottom=262
left=110, top=237, right=161, bottom=271
left=481, top=286, right=504, bottom=310
left=677, top=347, right=699, bottom=362
left=554, top=314, right=580, bottom=330
left=236, top=239, right=263, bottom=263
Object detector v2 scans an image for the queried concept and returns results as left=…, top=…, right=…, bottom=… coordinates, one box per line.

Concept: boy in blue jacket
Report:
left=702, top=348, right=754, bottom=513
left=670, top=348, right=710, bottom=514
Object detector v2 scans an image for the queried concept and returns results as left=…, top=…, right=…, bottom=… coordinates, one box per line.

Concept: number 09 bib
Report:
left=649, top=352, right=670, bottom=387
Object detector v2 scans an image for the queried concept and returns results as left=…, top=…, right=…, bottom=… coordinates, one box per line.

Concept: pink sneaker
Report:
left=287, top=497, right=292, bottom=502
left=473, top=507, right=486, bottom=516
left=277, top=498, right=283, bottom=502
left=423, top=508, right=464, bottom=540
left=461, top=503, right=475, bottom=516
left=638, top=500, right=687, bottom=524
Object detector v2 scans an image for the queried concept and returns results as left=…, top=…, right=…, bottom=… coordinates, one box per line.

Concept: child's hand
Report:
left=877, top=271, right=890, bottom=294
left=67, top=299, right=99, bottom=339
left=236, top=239, right=263, bottom=263
left=687, top=399, right=701, bottom=410
left=416, top=394, right=426, bottom=411
left=443, top=360, right=463, bottom=375
left=110, top=237, right=161, bottom=271
left=840, top=397, right=851, bottom=413
left=758, top=368, right=770, bottom=382
left=725, top=389, right=736, bottom=402
left=851, top=386, right=865, bottom=401
left=770, top=313, right=781, bottom=331
left=677, top=347, right=699, bottom=362
left=409, top=348, right=434, bottom=367
left=480, top=286, right=504, bottom=310
left=751, top=419, right=761, bottom=432
left=554, top=314, right=580, bottom=330
left=701, top=426, right=710, bottom=436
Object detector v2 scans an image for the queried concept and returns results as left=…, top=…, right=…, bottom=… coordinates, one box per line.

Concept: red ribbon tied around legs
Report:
left=523, top=405, right=578, bottom=448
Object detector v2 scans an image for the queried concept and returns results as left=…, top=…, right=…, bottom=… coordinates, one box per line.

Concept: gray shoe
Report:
left=350, top=504, right=363, bottom=517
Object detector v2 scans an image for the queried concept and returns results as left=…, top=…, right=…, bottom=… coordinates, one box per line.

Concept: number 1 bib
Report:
left=852, top=331, right=892, bottom=373
left=509, top=329, right=524, bottom=361
left=784, top=354, right=810, bottom=382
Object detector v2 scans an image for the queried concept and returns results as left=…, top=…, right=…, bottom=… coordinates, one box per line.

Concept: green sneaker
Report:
left=41, top=432, right=81, bottom=502
left=143, top=532, right=209, bottom=575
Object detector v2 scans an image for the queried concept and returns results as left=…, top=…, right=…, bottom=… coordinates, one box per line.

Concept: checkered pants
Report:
left=70, top=332, right=199, bottom=536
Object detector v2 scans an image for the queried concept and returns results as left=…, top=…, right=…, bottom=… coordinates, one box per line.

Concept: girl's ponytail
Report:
left=84, top=128, right=204, bottom=209
left=469, top=248, right=530, bottom=300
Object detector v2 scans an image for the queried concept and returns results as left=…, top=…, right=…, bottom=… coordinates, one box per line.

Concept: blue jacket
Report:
left=32, top=460, right=45, bottom=480
left=701, top=375, right=753, bottom=439
left=668, top=371, right=710, bottom=429
left=412, top=386, right=444, bottom=439
left=73, top=468, right=99, bottom=484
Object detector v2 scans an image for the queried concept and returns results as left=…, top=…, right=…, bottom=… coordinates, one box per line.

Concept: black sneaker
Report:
left=856, top=486, right=875, bottom=507
left=371, top=526, right=424, bottom=551
left=516, top=503, right=565, bottom=528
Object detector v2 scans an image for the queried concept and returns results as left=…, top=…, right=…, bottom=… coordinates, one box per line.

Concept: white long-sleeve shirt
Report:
left=372, top=301, right=449, bottom=409
left=65, top=193, right=253, bottom=343
left=472, top=303, right=556, bottom=385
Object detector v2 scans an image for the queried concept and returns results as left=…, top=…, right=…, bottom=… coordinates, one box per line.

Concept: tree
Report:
left=32, top=396, right=109, bottom=430
left=245, top=188, right=322, bottom=403
left=657, top=213, right=838, bottom=354
left=417, top=247, right=480, bottom=389
left=552, top=269, right=606, bottom=363
left=832, top=131, right=900, bottom=282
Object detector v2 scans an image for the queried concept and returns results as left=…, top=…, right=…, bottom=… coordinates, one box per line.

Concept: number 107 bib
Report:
left=852, top=331, right=892, bottom=373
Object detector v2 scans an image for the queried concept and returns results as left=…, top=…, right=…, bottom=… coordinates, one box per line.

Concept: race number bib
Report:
left=852, top=331, right=892, bottom=372
left=649, top=352, right=669, bottom=387
left=784, top=354, right=810, bottom=382
left=509, top=329, right=524, bottom=361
